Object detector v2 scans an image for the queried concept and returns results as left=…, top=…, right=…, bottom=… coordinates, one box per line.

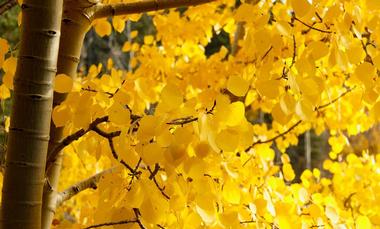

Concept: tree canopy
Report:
left=1, top=0, right=380, bottom=228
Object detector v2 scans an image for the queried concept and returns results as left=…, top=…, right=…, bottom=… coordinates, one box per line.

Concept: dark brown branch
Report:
left=261, top=46, right=273, bottom=61
left=166, top=101, right=216, bottom=125
left=56, top=167, right=116, bottom=207
left=293, top=16, right=332, bottom=34
left=81, top=87, right=114, bottom=97
left=89, top=0, right=216, bottom=20
left=46, top=116, right=109, bottom=169
left=133, top=208, right=146, bottom=229
left=245, top=120, right=302, bottom=152
left=0, top=0, right=17, bottom=16
left=278, top=35, right=296, bottom=80
left=166, top=116, right=198, bottom=125
left=147, top=165, right=170, bottom=200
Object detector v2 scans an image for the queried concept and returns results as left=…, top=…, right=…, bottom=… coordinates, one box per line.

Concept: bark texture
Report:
left=1, top=0, right=63, bottom=228
left=42, top=2, right=91, bottom=228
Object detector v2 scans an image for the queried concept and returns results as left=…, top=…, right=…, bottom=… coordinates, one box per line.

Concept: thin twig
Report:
left=147, top=165, right=170, bottom=200
left=293, top=16, right=332, bottom=34
left=245, top=120, right=303, bottom=152
left=261, top=46, right=273, bottom=61
left=82, top=87, right=114, bottom=97
left=278, top=35, right=296, bottom=80
left=316, top=87, right=354, bottom=110
left=166, top=101, right=216, bottom=125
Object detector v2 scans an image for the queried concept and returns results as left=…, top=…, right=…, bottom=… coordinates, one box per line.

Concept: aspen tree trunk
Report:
left=42, top=2, right=91, bottom=228
left=1, top=0, right=63, bottom=228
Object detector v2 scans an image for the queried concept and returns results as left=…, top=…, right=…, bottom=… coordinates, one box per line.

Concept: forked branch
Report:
left=46, top=116, right=109, bottom=169
left=88, top=0, right=216, bottom=20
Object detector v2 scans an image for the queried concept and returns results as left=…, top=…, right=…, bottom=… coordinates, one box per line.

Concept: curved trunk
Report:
left=1, top=0, right=63, bottom=228
left=41, top=3, right=90, bottom=228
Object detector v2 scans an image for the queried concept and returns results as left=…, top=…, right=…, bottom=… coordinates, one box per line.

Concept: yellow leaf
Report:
left=130, top=30, right=138, bottom=38
left=356, top=216, right=372, bottom=229
left=54, top=74, right=73, bottom=93
left=278, top=215, right=292, bottom=229
left=355, top=62, right=376, bottom=88
left=234, top=4, right=257, bottom=23
left=94, top=19, right=112, bottom=37
left=272, top=103, right=291, bottom=125
left=222, top=180, right=240, bottom=204
left=325, top=206, right=339, bottom=224
left=227, top=75, right=249, bottom=97
left=52, top=104, right=71, bottom=127
left=122, top=41, right=131, bottom=52
left=195, top=194, right=217, bottom=225
left=276, top=21, right=293, bottom=38
left=308, top=41, right=329, bottom=60
left=127, top=14, right=141, bottom=22
left=141, top=143, right=164, bottom=165
left=0, top=84, right=10, bottom=99
left=366, top=0, right=380, bottom=11
left=226, top=101, right=245, bottom=126
left=283, top=163, right=295, bottom=181
left=3, top=72, right=14, bottom=90
left=216, top=129, right=239, bottom=152
left=291, top=0, right=312, bottom=17
left=347, top=41, right=366, bottom=65
left=256, top=144, right=275, bottom=161
left=108, top=102, right=130, bottom=126
left=124, top=181, right=144, bottom=208
left=309, top=204, right=322, bottom=218
left=280, top=94, right=296, bottom=115
left=295, top=99, right=314, bottom=120
left=256, top=80, right=280, bottom=99
left=113, top=89, right=130, bottom=105
left=144, top=35, right=154, bottom=45
left=112, top=16, right=125, bottom=33
left=0, top=38, right=9, bottom=55
left=194, top=141, right=210, bottom=158
left=3, top=57, right=17, bottom=74
left=281, top=154, right=290, bottom=164
left=157, top=129, right=173, bottom=147
left=164, top=144, right=187, bottom=167
left=160, top=83, right=183, bottom=110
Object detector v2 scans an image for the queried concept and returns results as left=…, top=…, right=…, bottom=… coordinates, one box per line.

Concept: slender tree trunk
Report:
left=0, top=0, right=63, bottom=228
left=305, top=130, right=311, bottom=169
left=41, top=2, right=91, bottom=228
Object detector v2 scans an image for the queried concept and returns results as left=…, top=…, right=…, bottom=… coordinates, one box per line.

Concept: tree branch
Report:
left=88, top=0, right=216, bottom=20
left=0, top=0, right=17, bottom=16
left=56, top=167, right=116, bottom=207
left=46, top=116, right=109, bottom=170
left=293, top=16, right=332, bottom=34
left=316, top=87, right=354, bottom=110
left=245, top=120, right=303, bottom=152
left=147, top=165, right=170, bottom=199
